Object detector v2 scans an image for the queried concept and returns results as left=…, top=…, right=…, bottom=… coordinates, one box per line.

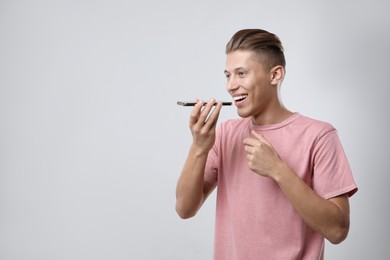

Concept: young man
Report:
left=175, top=29, right=357, bottom=259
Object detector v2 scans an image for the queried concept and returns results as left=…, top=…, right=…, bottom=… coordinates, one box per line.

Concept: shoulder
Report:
left=295, top=114, right=336, bottom=137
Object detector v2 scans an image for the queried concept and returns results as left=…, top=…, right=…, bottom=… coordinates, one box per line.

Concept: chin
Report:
left=236, top=108, right=251, bottom=119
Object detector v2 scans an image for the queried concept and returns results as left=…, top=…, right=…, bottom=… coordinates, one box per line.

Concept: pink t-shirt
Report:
left=204, top=113, right=357, bottom=260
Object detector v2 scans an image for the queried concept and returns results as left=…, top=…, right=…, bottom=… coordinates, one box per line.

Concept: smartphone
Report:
left=177, top=101, right=232, bottom=106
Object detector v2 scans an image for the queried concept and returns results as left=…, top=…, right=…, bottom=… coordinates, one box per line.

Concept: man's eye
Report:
left=238, top=71, right=246, bottom=77
left=225, top=74, right=230, bottom=79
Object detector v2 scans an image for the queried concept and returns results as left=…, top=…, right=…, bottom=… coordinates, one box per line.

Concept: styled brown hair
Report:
left=226, top=29, right=286, bottom=71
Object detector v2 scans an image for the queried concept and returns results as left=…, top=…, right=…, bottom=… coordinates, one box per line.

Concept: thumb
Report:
left=251, top=130, right=273, bottom=147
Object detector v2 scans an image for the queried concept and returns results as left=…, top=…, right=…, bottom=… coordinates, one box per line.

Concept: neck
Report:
left=251, top=104, right=293, bottom=125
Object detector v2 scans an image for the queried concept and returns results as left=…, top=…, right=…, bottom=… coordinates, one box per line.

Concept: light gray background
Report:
left=1, top=0, right=389, bottom=259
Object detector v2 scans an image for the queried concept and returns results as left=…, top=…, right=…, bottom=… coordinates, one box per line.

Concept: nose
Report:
left=226, top=75, right=239, bottom=93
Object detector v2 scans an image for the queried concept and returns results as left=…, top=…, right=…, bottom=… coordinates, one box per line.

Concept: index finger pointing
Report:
left=251, top=130, right=272, bottom=147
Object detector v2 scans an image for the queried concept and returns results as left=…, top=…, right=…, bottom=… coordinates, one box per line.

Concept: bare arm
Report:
left=244, top=130, right=350, bottom=244
left=175, top=99, right=221, bottom=219
left=275, top=163, right=350, bottom=244
left=175, top=146, right=216, bottom=219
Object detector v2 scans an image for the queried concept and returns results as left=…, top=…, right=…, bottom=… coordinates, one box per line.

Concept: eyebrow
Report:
left=224, top=67, right=248, bottom=74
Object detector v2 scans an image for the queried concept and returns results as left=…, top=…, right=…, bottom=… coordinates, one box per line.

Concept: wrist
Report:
left=272, top=161, right=291, bottom=184
left=189, top=143, right=210, bottom=158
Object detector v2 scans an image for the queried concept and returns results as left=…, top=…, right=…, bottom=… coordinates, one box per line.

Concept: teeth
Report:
left=233, top=95, right=248, bottom=101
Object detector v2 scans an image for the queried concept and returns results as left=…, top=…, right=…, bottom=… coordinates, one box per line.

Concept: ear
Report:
left=270, top=65, right=285, bottom=85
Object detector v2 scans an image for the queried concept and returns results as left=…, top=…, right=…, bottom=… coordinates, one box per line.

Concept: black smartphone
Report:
left=177, top=101, right=232, bottom=106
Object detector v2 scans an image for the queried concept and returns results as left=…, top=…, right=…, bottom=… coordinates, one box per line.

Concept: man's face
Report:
left=224, top=50, right=274, bottom=120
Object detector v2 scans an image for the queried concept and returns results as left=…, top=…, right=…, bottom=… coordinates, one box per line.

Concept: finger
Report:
left=251, top=130, right=272, bottom=147
left=243, top=137, right=258, bottom=147
left=198, top=98, right=216, bottom=124
left=243, top=144, right=254, bottom=154
left=203, top=101, right=222, bottom=129
left=189, top=99, right=204, bottom=126
left=193, top=98, right=216, bottom=129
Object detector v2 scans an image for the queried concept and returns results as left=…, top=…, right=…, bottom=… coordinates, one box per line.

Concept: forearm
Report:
left=273, top=162, right=350, bottom=244
left=176, top=99, right=221, bottom=219
left=175, top=145, right=209, bottom=219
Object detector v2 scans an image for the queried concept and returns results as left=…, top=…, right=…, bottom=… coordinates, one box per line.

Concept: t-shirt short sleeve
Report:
left=204, top=127, right=221, bottom=186
left=312, top=129, right=358, bottom=199
left=204, top=147, right=218, bottom=186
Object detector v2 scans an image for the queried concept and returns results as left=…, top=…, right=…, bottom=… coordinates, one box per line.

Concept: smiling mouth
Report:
left=233, top=95, right=248, bottom=102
